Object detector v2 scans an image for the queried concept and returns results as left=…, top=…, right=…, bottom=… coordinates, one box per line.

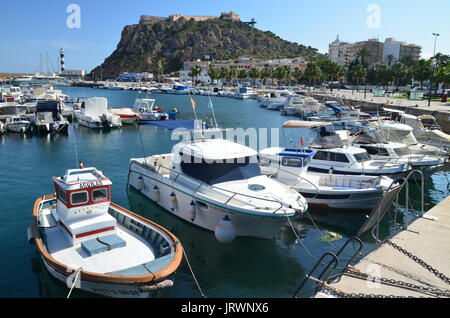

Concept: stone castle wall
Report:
left=139, top=11, right=240, bottom=25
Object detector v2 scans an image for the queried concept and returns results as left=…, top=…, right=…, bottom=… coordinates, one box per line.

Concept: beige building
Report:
left=348, top=39, right=384, bottom=65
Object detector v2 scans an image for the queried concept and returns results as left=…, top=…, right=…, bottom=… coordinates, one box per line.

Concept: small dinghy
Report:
left=28, top=166, right=183, bottom=298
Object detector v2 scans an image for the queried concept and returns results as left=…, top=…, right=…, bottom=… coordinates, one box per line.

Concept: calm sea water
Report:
left=0, top=86, right=448, bottom=298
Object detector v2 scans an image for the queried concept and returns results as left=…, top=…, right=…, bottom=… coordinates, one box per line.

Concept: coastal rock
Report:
left=90, top=18, right=323, bottom=79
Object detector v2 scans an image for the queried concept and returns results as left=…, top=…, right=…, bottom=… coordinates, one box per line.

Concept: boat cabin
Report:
left=133, top=99, right=159, bottom=113
left=52, top=168, right=117, bottom=246
left=259, top=148, right=314, bottom=181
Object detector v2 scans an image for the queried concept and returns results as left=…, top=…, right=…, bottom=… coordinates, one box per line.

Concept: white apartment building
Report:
left=329, top=36, right=353, bottom=66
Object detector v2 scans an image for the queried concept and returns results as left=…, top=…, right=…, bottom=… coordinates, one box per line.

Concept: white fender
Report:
left=169, top=192, right=177, bottom=211
left=188, top=201, right=196, bottom=222
left=214, top=215, right=236, bottom=244
left=152, top=186, right=160, bottom=202
left=136, top=176, right=145, bottom=191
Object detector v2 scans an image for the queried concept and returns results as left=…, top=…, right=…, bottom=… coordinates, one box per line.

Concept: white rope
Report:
left=67, top=267, right=83, bottom=299
left=286, top=215, right=320, bottom=262
left=182, top=247, right=206, bottom=298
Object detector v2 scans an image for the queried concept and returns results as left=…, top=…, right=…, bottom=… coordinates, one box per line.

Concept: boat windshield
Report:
left=181, top=156, right=261, bottom=185
left=353, top=152, right=371, bottom=162
left=394, top=146, right=411, bottom=156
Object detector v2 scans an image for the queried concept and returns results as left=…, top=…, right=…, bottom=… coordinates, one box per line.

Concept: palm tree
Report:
left=248, top=68, right=261, bottom=84
left=412, top=59, right=433, bottom=90
left=292, top=67, right=303, bottom=84
left=190, top=66, right=202, bottom=86
left=392, top=62, right=408, bottom=90
left=385, top=54, right=395, bottom=66
left=219, top=67, right=228, bottom=85
left=261, top=67, right=272, bottom=85
left=208, top=68, right=219, bottom=84
left=350, top=65, right=367, bottom=92
left=303, top=62, right=322, bottom=91
left=356, top=48, right=371, bottom=66
left=237, top=69, right=248, bottom=83
left=377, top=64, right=394, bottom=90
left=227, top=65, right=238, bottom=84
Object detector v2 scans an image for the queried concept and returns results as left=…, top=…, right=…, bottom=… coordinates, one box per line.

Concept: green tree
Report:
left=392, top=62, right=408, bottom=90
left=412, top=59, right=433, bottom=90
left=385, top=54, right=395, bottom=66
left=208, top=67, right=219, bottom=84
left=303, top=62, right=322, bottom=91
left=249, top=67, right=261, bottom=84
left=292, top=67, right=304, bottom=84
left=219, top=67, right=228, bottom=85
left=237, top=69, right=248, bottom=82
left=377, top=64, right=394, bottom=90
left=190, top=66, right=202, bottom=85
left=356, top=48, right=371, bottom=66
left=350, top=65, right=367, bottom=92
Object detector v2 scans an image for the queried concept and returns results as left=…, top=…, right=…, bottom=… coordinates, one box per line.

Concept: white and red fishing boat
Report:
left=28, top=165, right=183, bottom=298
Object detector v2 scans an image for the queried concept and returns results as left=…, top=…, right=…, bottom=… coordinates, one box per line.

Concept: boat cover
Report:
left=138, top=120, right=200, bottom=130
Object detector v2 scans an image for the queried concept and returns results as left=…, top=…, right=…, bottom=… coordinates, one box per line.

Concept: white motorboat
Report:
left=132, top=99, right=170, bottom=122
left=128, top=131, right=307, bottom=242
left=384, top=109, right=450, bottom=151
left=30, top=100, right=69, bottom=135
left=235, top=87, right=257, bottom=100
left=351, top=129, right=447, bottom=171
left=275, top=121, right=411, bottom=178
left=5, top=115, right=31, bottom=134
left=281, top=96, right=321, bottom=116
left=260, top=90, right=292, bottom=108
left=259, top=148, right=399, bottom=211
left=28, top=166, right=183, bottom=298
left=370, top=122, right=448, bottom=157
left=74, top=97, right=122, bottom=129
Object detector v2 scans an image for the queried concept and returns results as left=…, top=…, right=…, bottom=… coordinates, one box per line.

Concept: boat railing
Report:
left=134, top=160, right=286, bottom=214
left=270, top=168, right=320, bottom=199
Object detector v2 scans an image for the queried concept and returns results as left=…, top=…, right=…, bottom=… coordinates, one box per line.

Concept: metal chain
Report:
left=387, top=240, right=450, bottom=285
left=344, top=267, right=450, bottom=298
left=321, top=284, right=414, bottom=299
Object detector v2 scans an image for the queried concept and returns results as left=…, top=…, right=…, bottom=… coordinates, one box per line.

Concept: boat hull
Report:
left=128, top=162, right=293, bottom=240
left=30, top=195, right=183, bottom=298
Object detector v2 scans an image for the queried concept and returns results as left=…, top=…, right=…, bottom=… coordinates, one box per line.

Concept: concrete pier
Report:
left=316, top=195, right=450, bottom=298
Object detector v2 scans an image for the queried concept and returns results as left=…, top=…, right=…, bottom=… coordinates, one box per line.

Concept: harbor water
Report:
left=0, top=87, right=448, bottom=298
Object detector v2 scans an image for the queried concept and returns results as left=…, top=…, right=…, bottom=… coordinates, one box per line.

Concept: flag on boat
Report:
left=189, top=95, right=197, bottom=110
left=300, top=136, right=305, bottom=147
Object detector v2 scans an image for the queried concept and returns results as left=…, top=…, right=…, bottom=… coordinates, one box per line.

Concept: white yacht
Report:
left=74, top=97, right=122, bottom=129
left=128, top=133, right=307, bottom=242
left=260, top=90, right=292, bottom=108
left=259, top=148, right=399, bottom=211
left=281, top=96, right=321, bottom=116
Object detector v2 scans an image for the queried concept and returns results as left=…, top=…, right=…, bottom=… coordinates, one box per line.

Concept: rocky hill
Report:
left=90, top=17, right=323, bottom=79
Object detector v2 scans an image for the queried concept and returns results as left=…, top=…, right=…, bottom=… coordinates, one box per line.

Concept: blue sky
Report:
left=1, top=0, right=449, bottom=73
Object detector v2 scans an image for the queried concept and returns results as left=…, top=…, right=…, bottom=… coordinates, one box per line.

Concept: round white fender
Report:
left=136, top=176, right=145, bottom=191
left=152, top=186, right=160, bottom=202
left=188, top=201, right=196, bottom=222
left=215, top=215, right=236, bottom=244
left=169, top=192, right=177, bottom=211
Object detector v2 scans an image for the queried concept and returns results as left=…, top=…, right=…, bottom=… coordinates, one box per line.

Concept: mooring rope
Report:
left=67, top=267, right=83, bottom=299
left=182, top=246, right=206, bottom=298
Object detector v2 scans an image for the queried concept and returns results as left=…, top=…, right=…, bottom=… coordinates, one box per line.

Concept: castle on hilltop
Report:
left=139, top=11, right=241, bottom=25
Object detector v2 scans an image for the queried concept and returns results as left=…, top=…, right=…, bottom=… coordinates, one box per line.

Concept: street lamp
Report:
left=429, top=33, right=440, bottom=106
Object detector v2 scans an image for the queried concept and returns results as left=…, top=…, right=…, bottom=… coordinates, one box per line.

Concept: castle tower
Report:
left=60, top=48, right=65, bottom=72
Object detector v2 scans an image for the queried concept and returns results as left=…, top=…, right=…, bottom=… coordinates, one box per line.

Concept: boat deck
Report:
left=43, top=224, right=156, bottom=274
